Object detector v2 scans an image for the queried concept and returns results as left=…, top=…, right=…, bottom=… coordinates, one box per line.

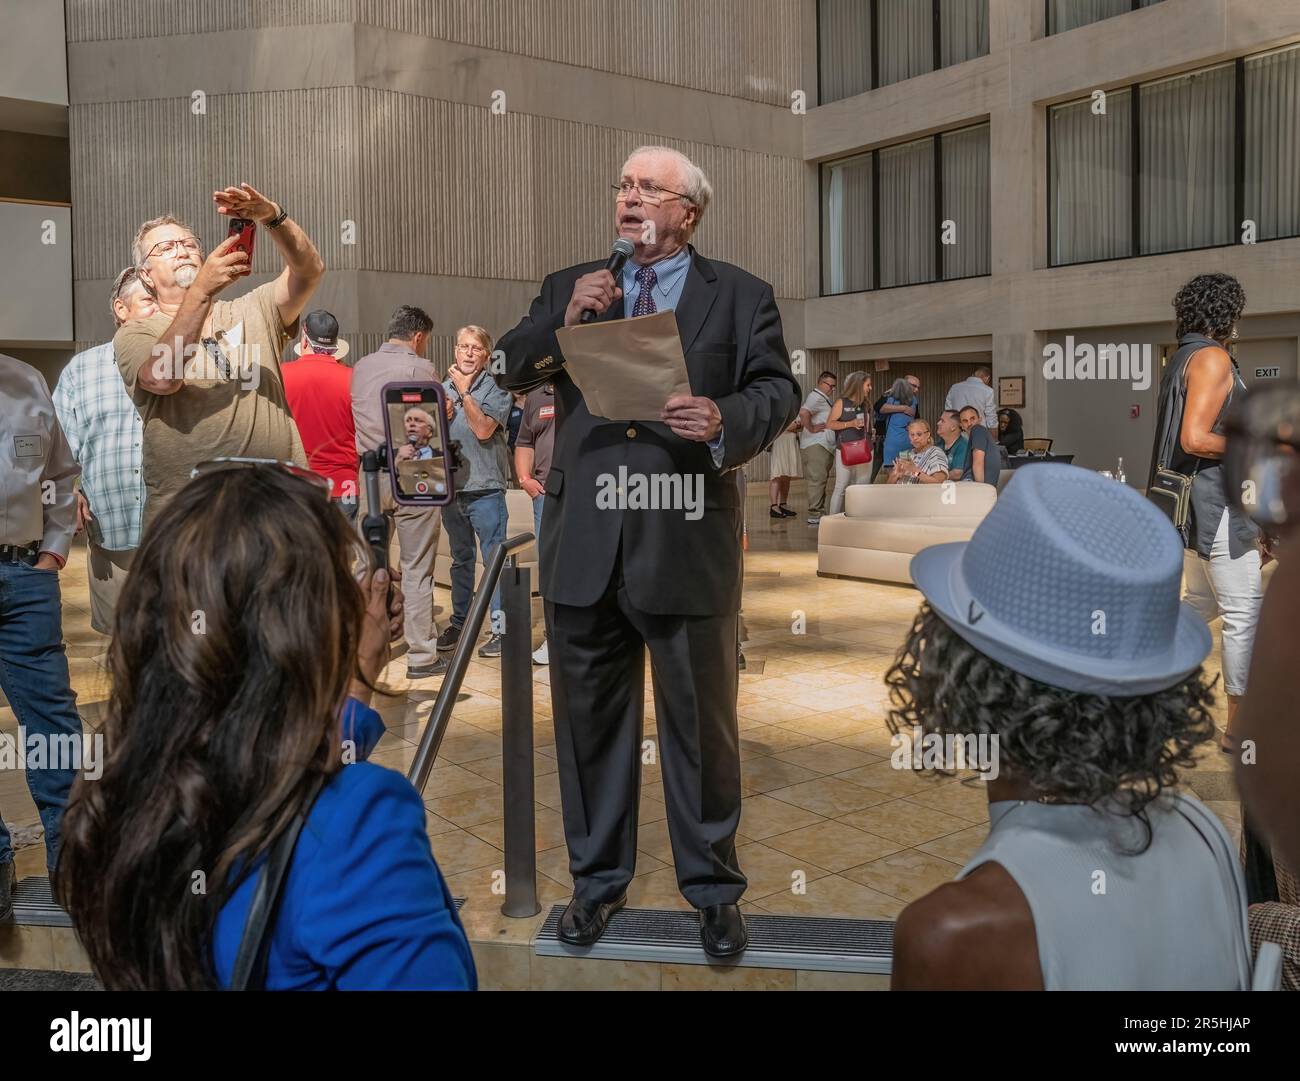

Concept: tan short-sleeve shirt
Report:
left=113, top=281, right=304, bottom=526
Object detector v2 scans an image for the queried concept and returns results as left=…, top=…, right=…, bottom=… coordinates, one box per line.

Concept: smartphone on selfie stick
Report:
left=360, top=381, right=459, bottom=577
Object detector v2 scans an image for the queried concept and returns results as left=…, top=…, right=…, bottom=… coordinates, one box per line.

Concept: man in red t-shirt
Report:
left=282, top=310, right=359, bottom=518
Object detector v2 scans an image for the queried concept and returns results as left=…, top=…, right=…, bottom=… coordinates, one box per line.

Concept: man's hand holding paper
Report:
left=554, top=309, right=694, bottom=424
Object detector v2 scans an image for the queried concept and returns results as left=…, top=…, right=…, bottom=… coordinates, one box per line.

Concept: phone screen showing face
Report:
left=228, top=218, right=255, bottom=275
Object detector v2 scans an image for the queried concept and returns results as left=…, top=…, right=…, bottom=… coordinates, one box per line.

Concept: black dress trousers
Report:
left=545, top=545, right=746, bottom=909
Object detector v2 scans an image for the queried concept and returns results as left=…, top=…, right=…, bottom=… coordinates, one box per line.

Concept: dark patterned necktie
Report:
left=632, top=265, right=658, bottom=317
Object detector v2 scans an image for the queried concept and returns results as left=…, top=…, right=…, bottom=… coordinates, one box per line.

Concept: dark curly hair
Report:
left=1173, top=273, right=1246, bottom=341
left=884, top=604, right=1217, bottom=848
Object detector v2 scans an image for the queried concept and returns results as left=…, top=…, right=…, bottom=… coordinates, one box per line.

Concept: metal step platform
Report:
left=8, top=875, right=71, bottom=928
left=535, top=904, right=894, bottom=973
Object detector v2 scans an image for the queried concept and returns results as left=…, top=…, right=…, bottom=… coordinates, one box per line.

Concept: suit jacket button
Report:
left=626, top=426, right=637, bottom=438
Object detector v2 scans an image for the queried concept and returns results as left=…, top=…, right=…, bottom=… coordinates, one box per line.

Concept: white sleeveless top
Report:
left=958, top=793, right=1251, bottom=991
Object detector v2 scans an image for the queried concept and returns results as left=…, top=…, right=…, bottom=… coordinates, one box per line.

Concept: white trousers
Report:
left=1182, top=508, right=1263, bottom=697
left=829, top=452, right=869, bottom=516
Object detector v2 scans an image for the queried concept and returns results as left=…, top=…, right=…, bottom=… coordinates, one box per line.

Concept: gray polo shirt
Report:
left=444, top=368, right=513, bottom=493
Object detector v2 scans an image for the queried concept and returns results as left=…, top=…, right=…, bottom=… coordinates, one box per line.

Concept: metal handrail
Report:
left=406, top=531, right=535, bottom=794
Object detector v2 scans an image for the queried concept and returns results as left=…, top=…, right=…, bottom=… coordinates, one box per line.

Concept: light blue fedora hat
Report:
left=910, top=464, right=1212, bottom=696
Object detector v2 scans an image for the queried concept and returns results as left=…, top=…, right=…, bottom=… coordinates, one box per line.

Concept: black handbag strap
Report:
left=230, top=779, right=324, bottom=991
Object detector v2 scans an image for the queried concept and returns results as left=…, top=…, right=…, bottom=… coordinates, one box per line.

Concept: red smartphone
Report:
left=227, top=217, right=255, bottom=275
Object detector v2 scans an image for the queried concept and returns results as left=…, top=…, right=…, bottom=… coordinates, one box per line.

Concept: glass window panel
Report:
left=878, top=137, right=935, bottom=287
left=1049, top=90, right=1132, bottom=265
left=877, top=0, right=933, bottom=87
left=1139, top=64, right=1235, bottom=255
left=941, top=124, right=990, bottom=278
left=1244, top=43, right=1300, bottom=242
left=1048, top=0, right=1133, bottom=35
left=939, top=0, right=988, bottom=68
left=818, top=0, right=873, bottom=103
left=821, top=154, right=873, bottom=295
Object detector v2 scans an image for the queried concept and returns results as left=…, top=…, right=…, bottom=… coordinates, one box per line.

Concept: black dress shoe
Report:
left=558, top=894, right=626, bottom=946
left=699, top=903, right=748, bottom=958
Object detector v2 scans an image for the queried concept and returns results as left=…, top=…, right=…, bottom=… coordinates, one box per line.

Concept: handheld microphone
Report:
left=580, top=238, right=636, bottom=324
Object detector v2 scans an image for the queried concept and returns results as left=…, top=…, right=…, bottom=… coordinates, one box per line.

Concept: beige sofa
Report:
left=817, top=482, right=998, bottom=585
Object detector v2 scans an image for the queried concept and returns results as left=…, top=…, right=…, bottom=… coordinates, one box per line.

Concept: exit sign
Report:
left=1256, top=367, right=1280, bottom=379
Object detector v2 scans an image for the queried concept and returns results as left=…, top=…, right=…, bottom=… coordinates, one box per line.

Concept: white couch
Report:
left=817, top=482, right=997, bottom=585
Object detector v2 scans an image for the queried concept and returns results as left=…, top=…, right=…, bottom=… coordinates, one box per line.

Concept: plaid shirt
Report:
left=52, top=341, right=145, bottom=550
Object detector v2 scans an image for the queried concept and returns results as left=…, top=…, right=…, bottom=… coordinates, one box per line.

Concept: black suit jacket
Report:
left=497, top=247, right=800, bottom=616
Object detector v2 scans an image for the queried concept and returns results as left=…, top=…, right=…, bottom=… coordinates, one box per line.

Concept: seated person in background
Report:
left=888, top=420, right=948, bottom=485
left=997, top=408, right=1025, bottom=455
left=959, top=405, right=1001, bottom=487
left=887, top=465, right=1250, bottom=991
left=56, top=464, right=476, bottom=991
left=935, top=410, right=968, bottom=482
left=397, top=406, right=438, bottom=461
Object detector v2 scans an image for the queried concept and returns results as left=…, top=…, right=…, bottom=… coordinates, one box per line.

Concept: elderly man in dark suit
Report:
left=498, top=146, right=800, bottom=956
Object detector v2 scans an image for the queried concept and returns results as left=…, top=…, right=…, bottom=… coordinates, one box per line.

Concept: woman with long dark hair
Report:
left=886, top=465, right=1250, bottom=991
left=56, top=463, right=476, bottom=990
left=1150, top=273, right=1263, bottom=752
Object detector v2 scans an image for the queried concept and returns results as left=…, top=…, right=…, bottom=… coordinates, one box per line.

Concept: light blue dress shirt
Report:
left=52, top=342, right=146, bottom=551
left=622, top=247, right=724, bottom=465
left=621, top=245, right=692, bottom=315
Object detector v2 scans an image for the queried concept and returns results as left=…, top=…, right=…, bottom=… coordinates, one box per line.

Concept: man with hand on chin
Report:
left=498, top=145, right=800, bottom=958
left=113, top=184, right=324, bottom=526
left=438, top=325, right=513, bottom=661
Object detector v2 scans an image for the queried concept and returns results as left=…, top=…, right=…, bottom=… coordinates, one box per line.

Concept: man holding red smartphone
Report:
left=113, top=183, right=324, bottom=527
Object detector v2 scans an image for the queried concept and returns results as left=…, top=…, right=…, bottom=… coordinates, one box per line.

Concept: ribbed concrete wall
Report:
left=65, top=2, right=810, bottom=348
left=66, top=0, right=803, bottom=105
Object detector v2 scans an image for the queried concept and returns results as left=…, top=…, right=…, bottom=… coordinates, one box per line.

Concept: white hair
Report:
left=621, top=145, right=713, bottom=221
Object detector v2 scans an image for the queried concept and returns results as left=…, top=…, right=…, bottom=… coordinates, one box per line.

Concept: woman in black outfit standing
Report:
left=1148, top=273, right=1263, bottom=754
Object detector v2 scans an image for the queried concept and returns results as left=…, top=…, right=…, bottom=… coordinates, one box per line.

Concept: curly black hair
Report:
left=883, top=604, right=1217, bottom=846
left=1173, top=273, right=1246, bottom=341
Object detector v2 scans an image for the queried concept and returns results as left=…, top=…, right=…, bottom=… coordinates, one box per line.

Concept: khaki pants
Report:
left=88, top=543, right=135, bottom=635
left=801, top=443, right=835, bottom=517
left=360, top=483, right=442, bottom=668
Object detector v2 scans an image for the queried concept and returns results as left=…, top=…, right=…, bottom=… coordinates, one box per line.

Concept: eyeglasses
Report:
left=144, top=237, right=202, bottom=262
left=455, top=343, right=487, bottom=354
left=191, top=457, right=333, bottom=498
left=612, top=181, right=691, bottom=206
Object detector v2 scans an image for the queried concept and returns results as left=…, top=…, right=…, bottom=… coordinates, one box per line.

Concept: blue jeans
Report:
left=441, top=491, right=508, bottom=629
left=532, top=493, right=544, bottom=539
left=0, top=562, right=82, bottom=873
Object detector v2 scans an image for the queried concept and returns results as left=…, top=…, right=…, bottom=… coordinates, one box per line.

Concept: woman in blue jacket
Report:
left=56, top=463, right=476, bottom=990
